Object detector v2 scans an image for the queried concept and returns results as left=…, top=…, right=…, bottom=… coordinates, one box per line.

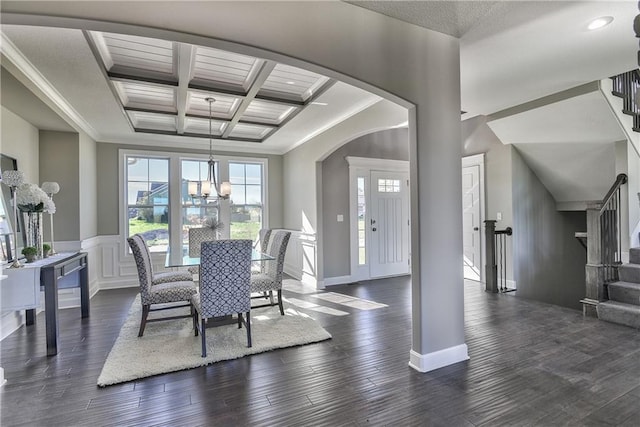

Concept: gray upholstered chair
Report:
left=133, top=234, right=193, bottom=285
left=250, top=230, right=291, bottom=315
left=252, top=228, right=272, bottom=274
left=187, top=226, right=219, bottom=276
left=191, top=239, right=253, bottom=357
left=127, top=235, right=197, bottom=337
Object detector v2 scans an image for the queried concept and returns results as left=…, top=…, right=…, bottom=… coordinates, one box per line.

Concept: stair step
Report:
left=597, top=301, right=640, bottom=329
left=617, top=263, right=640, bottom=283
left=630, top=248, right=640, bottom=264
left=607, top=281, right=640, bottom=306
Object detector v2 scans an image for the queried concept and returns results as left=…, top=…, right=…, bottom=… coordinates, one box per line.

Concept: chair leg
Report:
left=138, top=304, right=150, bottom=337
left=237, top=313, right=242, bottom=329
left=200, top=318, right=207, bottom=358
left=246, top=311, right=252, bottom=348
left=277, top=290, right=284, bottom=315
left=269, top=291, right=274, bottom=305
left=192, top=305, right=199, bottom=337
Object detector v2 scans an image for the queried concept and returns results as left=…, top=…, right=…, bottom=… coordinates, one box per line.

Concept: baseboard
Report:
left=323, top=275, right=353, bottom=286
left=408, top=344, right=469, bottom=373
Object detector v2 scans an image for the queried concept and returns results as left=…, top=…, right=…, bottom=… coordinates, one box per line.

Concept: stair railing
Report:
left=582, top=173, right=627, bottom=316
left=611, top=70, right=640, bottom=131
left=484, top=220, right=514, bottom=293
left=599, top=173, right=627, bottom=283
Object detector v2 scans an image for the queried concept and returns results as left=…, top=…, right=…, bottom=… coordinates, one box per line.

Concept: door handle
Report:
left=473, top=227, right=479, bottom=231
left=372, top=227, right=377, bottom=232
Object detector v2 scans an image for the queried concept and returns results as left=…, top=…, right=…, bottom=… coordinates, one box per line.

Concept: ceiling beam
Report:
left=222, top=60, right=277, bottom=138
left=176, top=44, right=195, bottom=135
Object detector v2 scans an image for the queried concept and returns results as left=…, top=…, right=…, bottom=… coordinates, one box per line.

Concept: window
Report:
left=126, top=156, right=170, bottom=252
left=377, top=178, right=401, bottom=193
left=357, top=177, right=366, bottom=265
left=122, top=151, right=267, bottom=253
left=181, top=159, right=220, bottom=247
left=229, top=162, right=263, bottom=240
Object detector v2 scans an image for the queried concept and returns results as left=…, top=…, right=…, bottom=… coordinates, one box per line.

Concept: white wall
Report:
left=78, top=131, right=97, bottom=240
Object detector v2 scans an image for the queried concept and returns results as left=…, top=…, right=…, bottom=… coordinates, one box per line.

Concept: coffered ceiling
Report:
left=85, top=31, right=333, bottom=143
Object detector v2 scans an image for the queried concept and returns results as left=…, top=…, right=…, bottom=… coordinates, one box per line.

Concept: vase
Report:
left=25, top=211, right=44, bottom=259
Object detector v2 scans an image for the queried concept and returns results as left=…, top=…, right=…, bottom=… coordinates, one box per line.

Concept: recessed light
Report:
left=588, top=16, right=613, bottom=31
left=286, top=81, right=296, bottom=85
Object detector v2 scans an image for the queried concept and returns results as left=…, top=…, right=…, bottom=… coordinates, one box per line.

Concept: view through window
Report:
left=124, top=152, right=265, bottom=252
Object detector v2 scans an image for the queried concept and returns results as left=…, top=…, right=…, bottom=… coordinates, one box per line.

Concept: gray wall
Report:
left=462, top=116, right=514, bottom=281
left=95, top=142, right=283, bottom=236
left=321, top=128, right=409, bottom=278
left=39, top=130, right=81, bottom=241
left=512, top=148, right=586, bottom=310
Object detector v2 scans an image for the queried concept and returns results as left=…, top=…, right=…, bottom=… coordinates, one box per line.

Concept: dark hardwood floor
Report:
left=1, top=277, right=639, bottom=426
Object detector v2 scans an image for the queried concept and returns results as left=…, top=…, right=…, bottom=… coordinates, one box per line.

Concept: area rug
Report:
left=97, top=295, right=331, bottom=386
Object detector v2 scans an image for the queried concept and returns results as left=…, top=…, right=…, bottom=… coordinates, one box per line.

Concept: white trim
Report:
left=408, top=344, right=470, bottom=373
left=462, top=154, right=486, bottom=284
left=346, top=156, right=409, bottom=171
left=323, top=275, right=353, bottom=286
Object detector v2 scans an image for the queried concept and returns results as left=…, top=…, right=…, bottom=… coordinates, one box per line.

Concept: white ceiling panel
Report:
left=127, top=111, right=176, bottom=132
left=184, top=116, right=227, bottom=136
left=242, top=100, right=297, bottom=125
left=192, top=46, right=262, bottom=90
left=187, top=91, right=241, bottom=120
left=260, top=64, right=330, bottom=101
left=90, top=31, right=175, bottom=76
left=228, top=123, right=273, bottom=140
left=114, top=81, right=176, bottom=112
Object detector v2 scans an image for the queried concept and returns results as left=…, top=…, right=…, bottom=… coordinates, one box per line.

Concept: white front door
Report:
left=462, top=164, right=481, bottom=281
left=369, top=170, right=410, bottom=278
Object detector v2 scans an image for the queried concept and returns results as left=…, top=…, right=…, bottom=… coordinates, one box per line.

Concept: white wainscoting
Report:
left=280, top=229, right=318, bottom=288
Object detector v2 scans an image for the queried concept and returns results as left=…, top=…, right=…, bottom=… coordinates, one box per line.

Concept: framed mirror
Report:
left=0, top=154, right=26, bottom=263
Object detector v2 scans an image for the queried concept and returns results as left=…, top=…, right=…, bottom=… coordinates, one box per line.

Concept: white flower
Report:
left=44, top=198, right=56, bottom=214
left=16, top=183, right=50, bottom=212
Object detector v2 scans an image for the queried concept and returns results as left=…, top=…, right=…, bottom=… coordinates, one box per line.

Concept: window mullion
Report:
left=169, top=156, right=182, bottom=253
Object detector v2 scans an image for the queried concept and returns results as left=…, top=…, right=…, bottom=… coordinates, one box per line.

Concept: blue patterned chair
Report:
left=127, top=235, right=197, bottom=337
left=252, top=228, right=272, bottom=274
left=191, top=239, right=253, bottom=357
left=132, top=234, right=193, bottom=285
left=187, top=226, right=219, bottom=276
left=250, top=230, right=291, bottom=315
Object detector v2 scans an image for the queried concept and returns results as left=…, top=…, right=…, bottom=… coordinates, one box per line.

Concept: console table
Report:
left=1, top=252, right=89, bottom=356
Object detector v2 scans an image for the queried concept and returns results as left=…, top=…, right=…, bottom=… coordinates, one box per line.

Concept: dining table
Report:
left=164, top=246, right=274, bottom=268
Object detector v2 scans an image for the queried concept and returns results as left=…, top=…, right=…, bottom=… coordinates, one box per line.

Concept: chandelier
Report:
left=188, top=97, right=231, bottom=201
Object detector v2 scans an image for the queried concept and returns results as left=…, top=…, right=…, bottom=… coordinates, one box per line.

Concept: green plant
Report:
left=21, top=246, right=37, bottom=256
left=43, top=243, right=51, bottom=251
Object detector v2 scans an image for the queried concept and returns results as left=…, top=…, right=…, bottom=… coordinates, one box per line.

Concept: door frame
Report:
left=462, top=153, right=486, bottom=284
left=346, top=156, right=410, bottom=282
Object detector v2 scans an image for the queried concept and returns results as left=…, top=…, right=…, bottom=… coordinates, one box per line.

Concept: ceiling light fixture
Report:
left=588, top=16, right=614, bottom=31
left=188, top=97, right=231, bottom=202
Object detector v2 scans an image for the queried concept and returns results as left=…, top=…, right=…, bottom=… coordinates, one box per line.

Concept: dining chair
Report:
left=127, top=235, right=197, bottom=337
left=191, top=239, right=253, bottom=357
left=132, top=234, right=193, bottom=285
left=252, top=228, right=272, bottom=274
left=187, top=226, right=219, bottom=276
left=250, top=230, right=291, bottom=315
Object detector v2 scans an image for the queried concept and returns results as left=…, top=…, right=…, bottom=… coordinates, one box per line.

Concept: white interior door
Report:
left=462, top=164, right=481, bottom=281
left=369, top=170, right=410, bottom=278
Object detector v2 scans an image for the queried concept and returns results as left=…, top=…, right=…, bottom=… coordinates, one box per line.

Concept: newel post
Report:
left=582, top=202, right=604, bottom=317
left=484, top=220, right=498, bottom=293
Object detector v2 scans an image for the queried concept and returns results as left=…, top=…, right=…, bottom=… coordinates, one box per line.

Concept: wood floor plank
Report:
left=2, top=277, right=640, bottom=425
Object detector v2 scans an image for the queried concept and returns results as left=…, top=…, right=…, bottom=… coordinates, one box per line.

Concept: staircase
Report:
left=596, top=247, right=640, bottom=328
left=611, top=70, right=640, bottom=132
